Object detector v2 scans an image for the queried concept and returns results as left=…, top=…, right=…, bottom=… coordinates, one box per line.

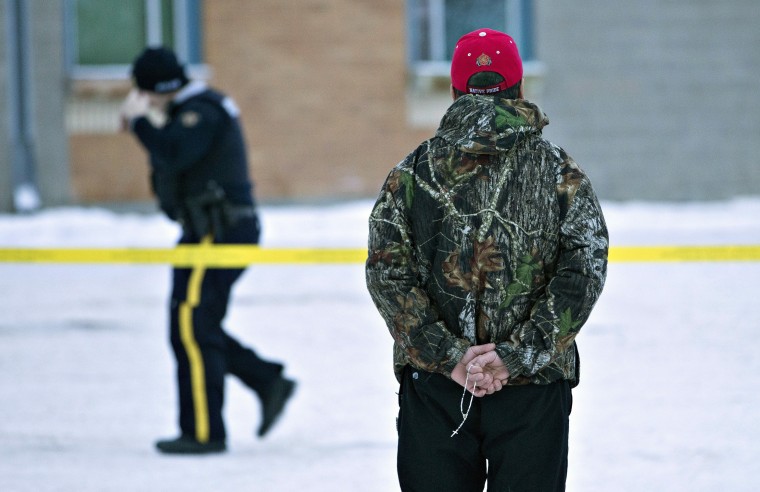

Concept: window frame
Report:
left=63, top=0, right=205, bottom=81
left=405, top=0, right=543, bottom=79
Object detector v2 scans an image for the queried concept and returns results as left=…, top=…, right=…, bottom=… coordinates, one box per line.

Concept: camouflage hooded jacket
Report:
left=365, top=95, right=608, bottom=386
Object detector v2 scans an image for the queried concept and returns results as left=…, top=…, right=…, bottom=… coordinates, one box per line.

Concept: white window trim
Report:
left=68, top=64, right=210, bottom=82
left=410, top=60, right=546, bottom=81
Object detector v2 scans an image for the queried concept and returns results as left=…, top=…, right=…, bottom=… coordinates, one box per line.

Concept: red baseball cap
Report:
left=451, top=28, right=523, bottom=95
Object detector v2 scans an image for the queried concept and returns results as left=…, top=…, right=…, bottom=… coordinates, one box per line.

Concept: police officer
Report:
left=120, top=47, right=296, bottom=454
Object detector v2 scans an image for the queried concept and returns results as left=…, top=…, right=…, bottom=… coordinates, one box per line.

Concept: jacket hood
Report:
left=435, top=95, right=549, bottom=155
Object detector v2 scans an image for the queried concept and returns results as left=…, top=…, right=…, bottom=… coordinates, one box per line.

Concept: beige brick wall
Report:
left=70, top=133, right=152, bottom=202
left=69, top=0, right=432, bottom=204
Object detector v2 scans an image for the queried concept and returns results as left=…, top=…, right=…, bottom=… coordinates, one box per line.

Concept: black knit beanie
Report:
left=131, top=47, right=189, bottom=93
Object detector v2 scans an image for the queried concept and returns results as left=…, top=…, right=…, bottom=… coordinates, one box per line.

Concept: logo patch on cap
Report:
left=476, top=53, right=492, bottom=67
left=154, top=78, right=183, bottom=93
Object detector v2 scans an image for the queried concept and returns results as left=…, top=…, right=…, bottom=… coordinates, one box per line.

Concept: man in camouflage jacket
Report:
left=365, top=29, right=608, bottom=492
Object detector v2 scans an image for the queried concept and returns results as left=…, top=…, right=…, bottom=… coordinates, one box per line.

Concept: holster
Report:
left=179, top=182, right=257, bottom=241
left=180, top=182, right=228, bottom=240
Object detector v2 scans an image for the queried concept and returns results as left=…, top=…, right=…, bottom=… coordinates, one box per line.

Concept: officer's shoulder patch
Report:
left=180, top=111, right=201, bottom=128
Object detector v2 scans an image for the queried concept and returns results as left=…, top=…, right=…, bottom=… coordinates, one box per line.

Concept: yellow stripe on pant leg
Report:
left=178, top=235, right=213, bottom=443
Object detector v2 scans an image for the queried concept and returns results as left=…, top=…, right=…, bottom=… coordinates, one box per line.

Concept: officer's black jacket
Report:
left=132, top=82, right=255, bottom=220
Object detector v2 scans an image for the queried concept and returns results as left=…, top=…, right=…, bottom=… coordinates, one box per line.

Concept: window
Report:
left=404, top=0, right=543, bottom=127
left=406, top=0, right=538, bottom=78
left=64, top=0, right=203, bottom=80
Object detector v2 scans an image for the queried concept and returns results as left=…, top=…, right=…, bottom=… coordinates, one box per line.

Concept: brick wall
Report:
left=204, top=0, right=432, bottom=202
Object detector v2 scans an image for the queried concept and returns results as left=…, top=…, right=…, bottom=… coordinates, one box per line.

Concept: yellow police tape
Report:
left=0, top=244, right=759, bottom=266
left=0, top=246, right=364, bottom=266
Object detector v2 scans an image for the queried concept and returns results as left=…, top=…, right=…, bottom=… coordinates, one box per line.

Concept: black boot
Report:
left=258, top=377, right=297, bottom=437
left=155, top=435, right=226, bottom=455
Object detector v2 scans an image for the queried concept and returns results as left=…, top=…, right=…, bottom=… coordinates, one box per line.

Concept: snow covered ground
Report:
left=1, top=198, right=759, bottom=491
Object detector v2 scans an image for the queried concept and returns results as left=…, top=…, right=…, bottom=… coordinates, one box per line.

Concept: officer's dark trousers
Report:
left=397, top=367, right=572, bottom=492
left=169, top=218, right=282, bottom=442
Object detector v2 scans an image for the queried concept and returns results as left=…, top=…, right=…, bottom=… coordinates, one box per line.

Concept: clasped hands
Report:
left=451, top=343, right=509, bottom=397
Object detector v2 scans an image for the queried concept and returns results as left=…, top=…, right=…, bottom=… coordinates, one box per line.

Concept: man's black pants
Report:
left=397, top=367, right=572, bottom=492
left=169, top=217, right=282, bottom=442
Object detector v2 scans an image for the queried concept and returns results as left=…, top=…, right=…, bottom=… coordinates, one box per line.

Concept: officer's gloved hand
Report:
left=119, top=89, right=149, bottom=131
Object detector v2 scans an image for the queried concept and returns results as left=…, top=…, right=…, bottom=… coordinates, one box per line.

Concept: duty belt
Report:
left=226, top=204, right=257, bottom=221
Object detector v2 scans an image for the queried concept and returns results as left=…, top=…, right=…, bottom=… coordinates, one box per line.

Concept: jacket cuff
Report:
left=440, top=338, right=470, bottom=378
left=496, top=344, right=524, bottom=379
left=130, top=115, right=150, bottom=133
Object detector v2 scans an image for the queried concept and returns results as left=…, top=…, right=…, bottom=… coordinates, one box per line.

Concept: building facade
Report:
left=1, top=0, right=758, bottom=211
